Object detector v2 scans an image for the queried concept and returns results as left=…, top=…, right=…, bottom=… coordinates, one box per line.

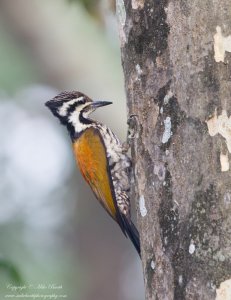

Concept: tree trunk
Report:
left=116, top=1, right=231, bottom=299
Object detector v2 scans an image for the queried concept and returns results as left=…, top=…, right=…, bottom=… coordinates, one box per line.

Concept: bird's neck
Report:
left=67, top=111, right=97, bottom=141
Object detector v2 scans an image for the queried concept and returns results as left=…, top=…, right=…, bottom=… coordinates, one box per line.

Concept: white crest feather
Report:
left=58, top=96, right=84, bottom=117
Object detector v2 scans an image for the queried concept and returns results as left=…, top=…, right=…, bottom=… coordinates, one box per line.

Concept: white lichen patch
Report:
left=151, top=260, right=155, bottom=270
left=164, top=236, right=168, bottom=246
left=116, top=0, right=126, bottom=46
left=139, top=195, right=147, bottom=217
left=135, top=64, right=142, bottom=75
left=162, top=116, right=172, bottom=143
left=174, top=199, right=179, bottom=207
left=220, top=152, right=230, bottom=172
left=206, top=110, right=231, bottom=153
left=189, top=242, right=196, bottom=254
left=214, top=26, right=231, bottom=63
left=178, top=275, right=183, bottom=286
left=216, top=278, right=231, bottom=300
left=132, top=0, right=145, bottom=9
left=164, top=90, right=173, bottom=105
left=135, top=64, right=143, bottom=81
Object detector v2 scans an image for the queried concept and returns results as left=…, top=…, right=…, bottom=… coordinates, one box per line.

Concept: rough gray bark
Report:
left=117, top=1, right=231, bottom=299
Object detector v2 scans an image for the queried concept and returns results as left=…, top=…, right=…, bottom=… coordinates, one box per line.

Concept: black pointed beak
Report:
left=91, top=101, right=112, bottom=108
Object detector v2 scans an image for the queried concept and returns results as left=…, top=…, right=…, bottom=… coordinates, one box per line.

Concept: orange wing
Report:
left=73, top=127, right=117, bottom=219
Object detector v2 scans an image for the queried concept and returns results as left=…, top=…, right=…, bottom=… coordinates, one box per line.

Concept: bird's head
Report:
left=45, top=91, right=112, bottom=137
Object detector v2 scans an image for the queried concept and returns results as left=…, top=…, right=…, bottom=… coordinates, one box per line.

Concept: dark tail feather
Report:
left=124, top=219, right=141, bottom=257
left=116, top=212, right=141, bottom=257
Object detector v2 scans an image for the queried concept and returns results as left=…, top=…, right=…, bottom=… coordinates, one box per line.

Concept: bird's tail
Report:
left=123, top=218, right=141, bottom=257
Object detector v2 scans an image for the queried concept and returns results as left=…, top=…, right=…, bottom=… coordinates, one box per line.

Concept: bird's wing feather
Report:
left=73, top=127, right=141, bottom=256
left=73, top=127, right=118, bottom=220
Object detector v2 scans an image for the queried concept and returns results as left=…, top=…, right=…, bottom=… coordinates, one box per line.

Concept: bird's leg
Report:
left=122, top=114, right=139, bottom=154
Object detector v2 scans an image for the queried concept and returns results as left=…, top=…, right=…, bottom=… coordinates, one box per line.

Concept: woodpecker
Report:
left=45, top=91, right=140, bottom=256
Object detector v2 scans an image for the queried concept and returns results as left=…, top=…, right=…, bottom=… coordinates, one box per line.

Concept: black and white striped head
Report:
left=45, top=91, right=112, bottom=137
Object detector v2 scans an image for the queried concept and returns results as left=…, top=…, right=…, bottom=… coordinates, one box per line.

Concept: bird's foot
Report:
left=122, top=114, right=139, bottom=154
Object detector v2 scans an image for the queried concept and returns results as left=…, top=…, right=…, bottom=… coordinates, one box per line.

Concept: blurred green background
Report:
left=0, top=1, right=144, bottom=299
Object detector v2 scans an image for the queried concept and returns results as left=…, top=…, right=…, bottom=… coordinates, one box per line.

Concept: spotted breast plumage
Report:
left=45, top=91, right=140, bottom=256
